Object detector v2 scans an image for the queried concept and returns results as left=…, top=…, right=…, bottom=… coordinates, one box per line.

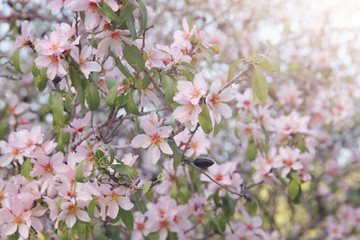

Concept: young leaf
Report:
left=245, top=201, right=258, bottom=216
left=227, top=59, right=242, bottom=82
left=145, top=189, right=154, bottom=202
left=124, top=95, right=141, bottom=115
left=99, top=2, right=121, bottom=22
left=126, top=14, right=137, bottom=40
left=138, top=0, right=148, bottom=31
left=288, top=179, right=301, bottom=200
left=21, top=159, right=33, bottom=180
left=75, top=160, right=85, bottom=183
left=119, top=208, right=134, bottom=230
left=169, top=141, right=182, bottom=169
left=34, top=68, right=48, bottom=91
left=142, top=181, right=152, bottom=195
left=85, top=83, right=100, bottom=112
left=162, top=75, right=175, bottom=104
left=49, top=92, right=65, bottom=127
left=105, top=85, right=117, bottom=107
left=0, top=117, right=8, bottom=140
left=123, top=44, right=145, bottom=72
left=115, top=95, right=128, bottom=107
left=12, top=49, right=23, bottom=74
left=252, top=67, right=268, bottom=104
left=199, top=103, right=212, bottom=134
left=246, top=141, right=257, bottom=161
left=112, top=163, right=139, bottom=176
left=114, top=57, right=132, bottom=78
left=118, top=2, right=137, bottom=27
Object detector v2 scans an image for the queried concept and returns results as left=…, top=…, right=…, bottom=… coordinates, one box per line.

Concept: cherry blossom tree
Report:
left=0, top=0, right=360, bottom=239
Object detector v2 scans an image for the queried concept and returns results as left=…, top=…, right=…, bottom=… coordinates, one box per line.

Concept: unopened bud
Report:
left=194, top=157, right=215, bottom=169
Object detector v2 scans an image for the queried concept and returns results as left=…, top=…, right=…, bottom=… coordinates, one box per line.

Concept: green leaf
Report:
left=246, top=141, right=257, bottom=161
left=21, top=158, right=33, bottom=180
left=124, top=95, right=140, bottom=115
left=213, top=122, right=222, bottom=137
left=252, top=67, right=268, bottom=104
left=123, top=44, right=145, bottom=72
left=258, top=58, right=274, bottom=72
left=105, top=77, right=116, bottom=89
left=126, top=14, right=137, bottom=40
left=268, top=58, right=280, bottom=73
left=0, top=117, right=8, bottom=140
left=119, top=208, right=134, bottom=230
left=103, top=144, right=115, bottom=166
left=162, top=75, right=175, bottom=104
left=34, top=68, right=48, bottom=91
left=115, top=95, right=128, bottom=107
left=227, top=59, right=242, bottom=82
left=288, top=179, right=301, bottom=200
left=99, top=2, right=120, bottom=22
left=12, top=49, right=23, bottom=74
left=49, top=92, right=65, bottom=127
left=142, top=75, right=151, bottom=89
left=142, top=181, right=152, bottom=195
left=169, top=141, right=182, bottom=169
left=69, top=66, right=82, bottom=92
left=138, top=0, right=148, bottom=31
left=75, top=160, right=85, bottom=183
left=199, top=103, right=212, bottom=134
left=105, top=85, right=117, bottom=107
left=114, top=57, right=132, bottom=78
left=87, top=199, right=97, bottom=219
left=245, top=201, right=258, bottom=216
left=85, top=83, right=100, bottom=112
left=56, top=131, right=70, bottom=152
left=112, top=163, right=139, bottom=176
left=118, top=2, right=137, bottom=27
left=135, top=190, right=146, bottom=213
left=145, top=189, right=153, bottom=202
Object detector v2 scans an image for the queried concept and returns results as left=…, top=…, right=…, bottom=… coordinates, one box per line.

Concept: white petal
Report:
left=118, top=197, right=134, bottom=210
left=65, top=214, right=76, bottom=228
left=76, top=210, right=91, bottom=222
left=131, top=135, right=151, bottom=148
left=159, top=141, right=173, bottom=155
left=147, top=145, right=160, bottom=165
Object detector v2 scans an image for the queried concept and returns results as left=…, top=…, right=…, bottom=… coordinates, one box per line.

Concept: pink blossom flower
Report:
left=131, top=212, right=150, bottom=240
left=10, top=21, right=31, bottom=54
left=174, top=71, right=207, bottom=105
left=70, top=45, right=101, bottom=78
left=57, top=198, right=91, bottom=228
left=131, top=121, right=173, bottom=165
left=121, top=153, right=138, bottom=167
left=275, top=111, right=309, bottom=135
left=172, top=98, right=202, bottom=127
left=206, top=79, right=235, bottom=124
left=35, top=53, right=69, bottom=80
left=47, top=0, right=74, bottom=13
left=30, top=152, right=67, bottom=178
left=146, top=196, right=180, bottom=240
left=95, top=30, right=132, bottom=58
left=64, top=112, right=91, bottom=133
left=201, top=162, right=243, bottom=198
left=275, top=147, right=303, bottom=178
left=174, top=129, right=210, bottom=157
left=173, top=18, right=196, bottom=50
left=104, top=186, right=134, bottom=219
left=0, top=201, right=32, bottom=239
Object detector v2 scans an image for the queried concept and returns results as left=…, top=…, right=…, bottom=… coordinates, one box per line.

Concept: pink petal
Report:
left=131, top=135, right=151, bottom=148
left=147, top=145, right=160, bottom=165
left=159, top=141, right=173, bottom=155
left=65, top=214, right=76, bottom=228
left=118, top=196, right=134, bottom=210
left=76, top=210, right=91, bottom=222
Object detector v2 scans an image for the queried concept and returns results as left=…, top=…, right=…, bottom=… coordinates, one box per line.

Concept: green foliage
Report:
left=85, top=83, right=100, bottom=112
left=49, top=92, right=65, bottom=127
left=21, top=158, right=33, bottom=180
left=199, top=103, right=212, bottom=134
left=123, top=44, right=145, bottom=72
left=12, top=49, right=23, bottom=74
left=119, top=208, right=134, bottom=230
left=112, top=163, right=139, bottom=177
left=252, top=66, right=268, bottom=104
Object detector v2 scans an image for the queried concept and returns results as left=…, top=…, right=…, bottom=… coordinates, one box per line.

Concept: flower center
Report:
left=110, top=32, right=121, bottom=41
left=68, top=204, right=77, bottom=213
left=210, top=94, right=221, bottom=106
left=15, top=215, right=23, bottom=225
left=137, top=223, right=145, bottom=231
left=215, top=173, right=223, bottom=181
left=151, top=133, right=161, bottom=145
left=44, top=163, right=54, bottom=174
